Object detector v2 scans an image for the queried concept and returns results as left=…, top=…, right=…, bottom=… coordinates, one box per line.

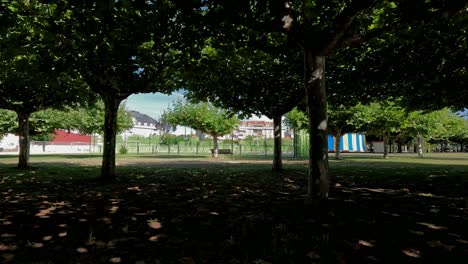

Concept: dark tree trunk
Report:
left=101, top=97, right=122, bottom=179
left=383, top=135, right=389, bottom=159
left=397, top=138, right=402, bottom=153
left=272, top=114, right=283, bottom=172
left=212, top=135, right=219, bottom=158
left=304, top=51, right=329, bottom=201
left=461, top=143, right=465, bottom=152
left=17, top=111, right=31, bottom=169
left=334, top=130, right=342, bottom=160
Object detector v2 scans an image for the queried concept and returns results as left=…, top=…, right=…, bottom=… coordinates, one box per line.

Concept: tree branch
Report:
left=319, top=0, right=378, bottom=55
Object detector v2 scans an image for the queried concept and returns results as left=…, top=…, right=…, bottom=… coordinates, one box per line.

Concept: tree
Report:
left=0, top=110, right=16, bottom=137
left=154, top=114, right=175, bottom=150
left=0, top=0, right=88, bottom=168
left=353, top=101, right=406, bottom=159
left=400, top=111, right=441, bottom=157
left=164, top=101, right=239, bottom=158
left=429, top=109, right=467, bottom=148
left=328, top=105, right=359, bottom=159
left=184, top=39, right=303, bottom=171
left=65, top=100, right=133, bottom=136
left=46, top=0, right=203, bottom=178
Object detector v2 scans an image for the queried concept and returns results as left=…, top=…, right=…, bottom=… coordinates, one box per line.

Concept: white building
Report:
left=223, top=120, right=290, bottom=140
left=122, top=111, right=159, bottom=137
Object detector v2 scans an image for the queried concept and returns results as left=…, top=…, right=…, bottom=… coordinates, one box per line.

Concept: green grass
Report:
left=0, top=152, right=466, bottom=190
left=1, top=152, right=467, bottom=263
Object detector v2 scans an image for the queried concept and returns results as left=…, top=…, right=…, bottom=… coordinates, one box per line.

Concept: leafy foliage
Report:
left=165, top=101, right=239, bottom=139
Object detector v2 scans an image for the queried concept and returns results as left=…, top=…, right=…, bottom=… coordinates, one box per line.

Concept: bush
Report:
left=119, top=145, right=128, bottom=154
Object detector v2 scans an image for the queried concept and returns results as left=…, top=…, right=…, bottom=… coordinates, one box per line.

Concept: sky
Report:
left=124, top=92, right=270, bottom=121
left=123, top=92, right=184, bottom=119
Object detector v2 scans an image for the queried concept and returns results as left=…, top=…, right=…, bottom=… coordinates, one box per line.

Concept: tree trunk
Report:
left=101, top=97, right=122, bottom=179
left=212, top=135, right=219, bottom=158
left=397, top=138, right=402, bottom=153
left=383, top=135, right=389, bottom=159
left=272, top=114, right=283, bottom=172
left=417, top=135, right=424, bottom=158
left=304, top=51, right=329, bottom=201
left=17, top=111, right=31, bottom=169
left=461, top=143, right=465, bottom=152
left=334, top=130, right=341, bottom=160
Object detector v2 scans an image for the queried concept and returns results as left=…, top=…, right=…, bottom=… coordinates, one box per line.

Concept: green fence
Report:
left=99, top=139, right=296, bottom=157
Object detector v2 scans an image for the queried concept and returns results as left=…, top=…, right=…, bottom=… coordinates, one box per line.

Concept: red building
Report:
left=52, top=129, right=91, bottom=144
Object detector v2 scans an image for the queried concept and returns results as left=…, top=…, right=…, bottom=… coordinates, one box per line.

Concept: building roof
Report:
left=130, top=111, right=159, bottom=126
left=53, top=129, right=91, bottom=143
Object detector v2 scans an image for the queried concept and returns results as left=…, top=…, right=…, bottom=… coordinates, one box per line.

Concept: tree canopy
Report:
left=164, top=101, right=239, bottom=158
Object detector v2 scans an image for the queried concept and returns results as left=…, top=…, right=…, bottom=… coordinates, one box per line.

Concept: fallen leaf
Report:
left=109, top=257, right=121, bottom=263
left=358, top=240, right=375, bottom=247
left=402, top=248, right=421, bottom=258
left=31, top=243, right=44, bottom=248
left=109, top=206, right=119, bottom=214
left=76, top=247, right=88, bottom=253
left=148, top=221, right=162, bottom=230
left=148, top=235, right=160, bottom=242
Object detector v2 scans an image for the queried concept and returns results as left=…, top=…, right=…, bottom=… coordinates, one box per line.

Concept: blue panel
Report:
left=328, top=135, right=334, bottom=151
left=347, top=134, right=354, bottom=151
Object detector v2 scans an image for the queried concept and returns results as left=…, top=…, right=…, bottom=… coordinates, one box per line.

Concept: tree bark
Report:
left=212, top=135, right=219, bottom=158
left=272, top=114, right=283, bottom=172
left=17, top=111, right=31, bottom=169
left=101, top=97, right=122, bottom=179
left=397, top=138, right=402, bottom=153
left=417, top=135, right=424, bottom=158
left=334, top=130, right=342, bottom=160
left=383, top=135, right=389, bottom=159
left=304, top=51, right=329, bottom=201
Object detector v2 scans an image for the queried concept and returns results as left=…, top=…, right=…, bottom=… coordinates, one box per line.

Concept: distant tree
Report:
left=284, top=108, right=309, bottom=131
left=66, top=101, right=133, bottom=136
left=353, top=101, right=406, bottom=159
left=184, top=38, right=303, bottom=171
left=328, top=105, right=359, bottom=160
left=154, top=114, right=175, bottom=150
left=400, top=111, right=441, bottom=157
left=164, top=102, right=239, bottom=158
left=0, top=110, right=16, bottom=137
left=429, top=109, right=467, bottom=146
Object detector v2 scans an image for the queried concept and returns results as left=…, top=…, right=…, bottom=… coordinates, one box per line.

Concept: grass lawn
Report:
left=0, top=153, right=467, bottom=263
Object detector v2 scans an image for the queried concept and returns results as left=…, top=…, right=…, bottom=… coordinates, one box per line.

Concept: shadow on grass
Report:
left=0, top=160, right=467, bottom=263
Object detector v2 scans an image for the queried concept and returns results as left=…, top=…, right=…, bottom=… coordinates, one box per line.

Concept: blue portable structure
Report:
left=328, top=133, right=366, bottom=152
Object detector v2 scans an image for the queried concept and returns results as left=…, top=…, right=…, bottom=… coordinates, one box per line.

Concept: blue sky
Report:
left=123, top=92, right=185, bottom=118
left=124, top=92, right=270, bottom=121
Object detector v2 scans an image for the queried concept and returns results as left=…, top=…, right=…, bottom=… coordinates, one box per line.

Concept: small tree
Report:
left=353, top=101, right=406, bottom=159
left=154, top=113, right=175, bottom=150
left=328, top=105, right=359, bottom=160
left=164, top=101, right=239, bottom=158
